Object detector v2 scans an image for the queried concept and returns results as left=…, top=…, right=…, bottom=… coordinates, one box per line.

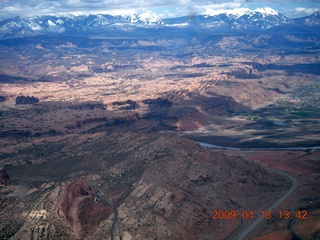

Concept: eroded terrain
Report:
left=0, top=32, right=320, bottom=239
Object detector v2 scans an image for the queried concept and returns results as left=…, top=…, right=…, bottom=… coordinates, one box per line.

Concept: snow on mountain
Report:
left=49, top=12, right=90, bottom=18
left=0, top=11, right=163, bottom=38
left=0, top=13, right=124, bottom=38
left=202, top=7, right=281, bottom=19
left=226, top=8, right=252, bottom=18
left=164, top=7, right=288, bottom=30
left=247, top=7, right=287, bottom=22
left=253, top=7, right=279, bottom=16
left=129, top=11, right=162, bottom=25
left=0, top=7, right=318, bottom=39
left=236, top=7, right=288, bottom=29
left=203, top=7, right=251, bottom=18
left=48, top=20, right=56, bottom=26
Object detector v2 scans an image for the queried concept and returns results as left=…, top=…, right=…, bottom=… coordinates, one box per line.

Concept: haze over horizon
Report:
left=0, top=0, right=319, bottom=21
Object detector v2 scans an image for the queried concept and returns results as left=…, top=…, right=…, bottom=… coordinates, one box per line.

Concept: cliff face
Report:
left=6, top=180, right=113, bottom=240
left=16, top=95, right=39, bottom=105
left=58, top=180, right=116, bottom=239
left=59, top=180, right=112, bottom=238
left=61, top=180, right=94, bottom=236
left=0, top=101, right=141, bottom=140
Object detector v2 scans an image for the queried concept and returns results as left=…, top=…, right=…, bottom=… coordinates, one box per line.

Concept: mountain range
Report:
left=0, top=7, right=319, bottom=39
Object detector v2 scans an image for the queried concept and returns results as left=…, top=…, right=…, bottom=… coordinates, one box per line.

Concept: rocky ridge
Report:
left=0, top=132, right=290, bottom=239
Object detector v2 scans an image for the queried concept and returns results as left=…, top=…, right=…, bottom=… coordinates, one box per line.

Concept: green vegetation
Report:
left=289, top=110, right=313, bottom=117
left=246, top=115, right=261, bottom=121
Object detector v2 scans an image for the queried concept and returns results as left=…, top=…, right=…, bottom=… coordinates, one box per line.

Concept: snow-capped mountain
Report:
left=129, top=11, right=162, bottom=25
left=203, top=7, right=251, bottom=19
left=236, top=7, right=288, bottom=29
left=244, top=7, right=286, bottom=21
left=0, top=10, right=164, bottom=38
left=165, top=7, right=289, bottom=29
left=0, top=7, right=318, bottom=39
left=0, top=13, right=128, bottom=38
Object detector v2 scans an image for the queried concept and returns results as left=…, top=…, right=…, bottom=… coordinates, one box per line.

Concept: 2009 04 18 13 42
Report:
left=212, top=210, right=307, bottom=220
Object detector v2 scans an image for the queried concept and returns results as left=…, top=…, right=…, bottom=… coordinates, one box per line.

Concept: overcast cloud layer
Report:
left=0, top=0, right=319, bottom=20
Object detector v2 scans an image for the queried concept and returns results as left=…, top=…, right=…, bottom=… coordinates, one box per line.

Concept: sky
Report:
left=0, top=0, right=319, bottom=20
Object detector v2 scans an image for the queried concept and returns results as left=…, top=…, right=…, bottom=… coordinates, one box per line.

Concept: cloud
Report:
left=3, top=3, right=22, bottom=12
left=0, top=0, right=319, bottom=20
left=294, top=7, right=319, bottom=15
left=0, top=0, right=174, bottom=19
left=193, top=2, right=244, bottom=16
left=282, top=6, right=319, bottom=18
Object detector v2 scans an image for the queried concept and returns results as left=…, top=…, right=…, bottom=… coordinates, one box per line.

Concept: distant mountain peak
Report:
left=203, top=7, right=251, bottom=18
left=202, top=7, right=282, bottom=19
left=240, top=6, right=288, bottom=25
left=293, top=10, right=320, bottom=26
left=253, top=7, right=279, bottom=16
left=129, top=11, right=162, bottom=25
left=0, top=7, right=318, bottom=39
left=46, top=12, right=90, bottom=19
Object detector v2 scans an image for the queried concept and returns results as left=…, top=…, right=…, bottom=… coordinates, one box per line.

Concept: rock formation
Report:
left=0, top=169, right=11, bottom=186
left=16, top=95, right=39, bottom=105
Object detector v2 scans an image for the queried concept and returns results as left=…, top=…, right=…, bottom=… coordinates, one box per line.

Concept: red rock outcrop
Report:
left=60, top=179, right=111, bottom=238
